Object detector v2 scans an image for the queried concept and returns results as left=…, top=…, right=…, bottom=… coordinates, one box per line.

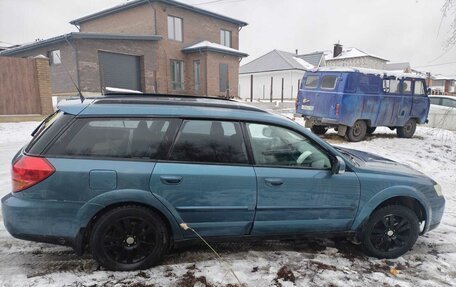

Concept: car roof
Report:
left=57, top=94, right=291, bottom=124
left=429, top=95, right=456, bottom=100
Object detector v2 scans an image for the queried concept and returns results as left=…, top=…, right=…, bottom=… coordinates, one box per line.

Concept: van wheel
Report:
left=311, top=125, right=328, bottom=135
left=346, top=120, right=367, bottom=142
left=397, top=119, right=416, bottom=138
left=367, top=127, right=376, bottom=134
left=361, top=205, right=419, bottom=259
left=90, top=206, right=168, bottom=271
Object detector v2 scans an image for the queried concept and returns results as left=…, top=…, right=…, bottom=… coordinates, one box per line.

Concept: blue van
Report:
left=295, top=67, right=430, bottom=141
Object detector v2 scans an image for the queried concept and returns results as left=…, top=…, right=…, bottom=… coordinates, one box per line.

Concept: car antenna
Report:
left=54, top=52, right=85, bottom=103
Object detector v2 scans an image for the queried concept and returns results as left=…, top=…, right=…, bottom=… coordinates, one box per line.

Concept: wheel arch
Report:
left=74, top=189, right=184, bottom=255
left=351, top=186, right=431, bottom=235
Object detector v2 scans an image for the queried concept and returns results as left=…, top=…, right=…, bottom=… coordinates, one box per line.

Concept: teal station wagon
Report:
left=2, top=95, right=445, bottom=270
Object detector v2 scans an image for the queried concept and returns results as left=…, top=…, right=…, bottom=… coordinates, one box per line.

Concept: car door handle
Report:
left=160, top=176, right=183, bottom=185
left=264, top=178, right=283, bottom=186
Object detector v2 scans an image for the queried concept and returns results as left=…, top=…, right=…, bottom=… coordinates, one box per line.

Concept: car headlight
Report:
left=434, top=184, right=443, bottom=197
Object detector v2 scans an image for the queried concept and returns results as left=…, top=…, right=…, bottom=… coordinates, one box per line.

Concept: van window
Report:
left=359, top=74, right=381, bottom=94
left=414, top=80, right=425, bottom=96
left=321, top=75, right=338, bottom=90
left=344, top=73, right=357, bottom=93
left=169, top=120, right=248, bottom=164
left=47, top=118, right=178, bottom=159
left=383, top=79, right=400, bottom=94
left=402, top=80, right=412, bottom=94
left=304, top=75, right=319, bottom=88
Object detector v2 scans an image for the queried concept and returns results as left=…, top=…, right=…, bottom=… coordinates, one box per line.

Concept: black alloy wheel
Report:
left=90, top=206, right=168, bottom=271
left=362, top=205, right=419, bottom=258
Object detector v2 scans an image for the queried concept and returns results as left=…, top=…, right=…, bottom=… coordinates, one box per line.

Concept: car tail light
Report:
left=336, top=104, right=340, bottom=116
left=12, top=156, right=55, bottom=192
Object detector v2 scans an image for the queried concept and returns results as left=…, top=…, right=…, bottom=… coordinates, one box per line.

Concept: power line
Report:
left=193, top=0, right=246, bottom=5
left=414, top=61, right=456, bottom=68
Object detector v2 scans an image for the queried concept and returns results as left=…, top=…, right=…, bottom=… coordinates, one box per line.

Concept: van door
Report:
left=150, top=120, right=256, bottom=238
left=297, top=73, right=341, bottom=120
left=410, top=79, right=430, bottom=123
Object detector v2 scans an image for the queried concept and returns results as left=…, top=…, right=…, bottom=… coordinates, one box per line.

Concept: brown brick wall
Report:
left=205, top=52, right=239, bottom=98
left=34, top=56, right=53, bottom=114
left=79, top=4, right=156, bottom=35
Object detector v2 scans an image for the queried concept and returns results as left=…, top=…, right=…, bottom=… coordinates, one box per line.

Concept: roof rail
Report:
left=101, top=92, right=236, bottom=102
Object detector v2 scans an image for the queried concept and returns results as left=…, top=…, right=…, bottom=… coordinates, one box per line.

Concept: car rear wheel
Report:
left=311, top=125, right=328, bottom=135
left=90, top=205, right=168, bottom=271
left=361, top=205, right=419, bottom=259
left=397, top=119, right=416, bottom=138
left=346, top=120, right=367, bottom=142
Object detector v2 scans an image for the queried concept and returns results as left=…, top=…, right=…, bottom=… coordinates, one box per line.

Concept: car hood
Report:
left=336, top=147, right=427, bottom=178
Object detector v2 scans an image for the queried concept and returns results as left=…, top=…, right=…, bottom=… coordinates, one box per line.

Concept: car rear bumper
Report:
left=1, top=193, right=84, bottom=247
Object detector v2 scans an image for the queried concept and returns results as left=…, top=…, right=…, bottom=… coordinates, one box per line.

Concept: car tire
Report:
left=90, top=205, right=168, bottom=271
left=397, top=119, right=416, bottom=138
left=346, top=120, right=367, bottom=142
left=311, top=125, right=328, bottom=135
left=366, top=127, right=376, bottom=134
left=361, top=205, right=419, bottom=259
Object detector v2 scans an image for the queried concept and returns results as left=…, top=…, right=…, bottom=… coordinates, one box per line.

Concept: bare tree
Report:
left=442, top=0, right=456, bottom=48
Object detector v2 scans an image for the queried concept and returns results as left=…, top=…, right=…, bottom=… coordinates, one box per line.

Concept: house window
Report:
left=194, top=60, right=201, bottom=92
left=168, top=16, right=183, bottom=41
left=220, top=29, right=231, bottom=47
left=219, top=63, right=229, bottom=93
left=170, top=60, right=184, bottom=90
left=48, top=49, right=61, bottom=65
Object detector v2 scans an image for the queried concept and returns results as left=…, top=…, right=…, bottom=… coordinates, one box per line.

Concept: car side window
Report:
left=441, top=98, right=456, bottom=108
left=401, top=80, right=412, bottom=95
left=46, top=118, right=178, bottom=159
left=169, top=120, right=248, bottom=164
left=246, top=123, right=331, bottom=169
left=304, top=75, right=319, bottom=89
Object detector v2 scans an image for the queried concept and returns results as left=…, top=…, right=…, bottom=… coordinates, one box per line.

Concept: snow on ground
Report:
left=0, top=121, right=455, bottom=287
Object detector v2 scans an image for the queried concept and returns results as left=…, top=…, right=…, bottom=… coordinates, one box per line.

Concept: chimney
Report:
left=295, top=49, right=298, bottom=55
left=333, top=43, right=343, bottom=58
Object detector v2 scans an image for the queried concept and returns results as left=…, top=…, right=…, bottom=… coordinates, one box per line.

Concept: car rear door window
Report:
left=46, top=118, right=178, bottom=159
left=169, top=120, right=248, bottom=164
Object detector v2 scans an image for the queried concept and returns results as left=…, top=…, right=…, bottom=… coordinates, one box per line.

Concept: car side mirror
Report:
left=332, top=156, right=346, bottom=174
left=427, top=88, right=431, bottom=94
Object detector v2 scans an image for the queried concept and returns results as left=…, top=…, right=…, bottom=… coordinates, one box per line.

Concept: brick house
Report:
left=0, top=0, right=248, bottom=98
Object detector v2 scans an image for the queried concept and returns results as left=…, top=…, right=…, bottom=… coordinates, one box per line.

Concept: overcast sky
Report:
left=0, top=0, right=455, bottom=75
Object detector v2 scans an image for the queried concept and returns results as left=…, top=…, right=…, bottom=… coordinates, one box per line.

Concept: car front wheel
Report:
left=361, top=205, right=419, bottom=259
left=311, top=125, right=328, bottom=135
left=90, top=205, right=169, bottom=271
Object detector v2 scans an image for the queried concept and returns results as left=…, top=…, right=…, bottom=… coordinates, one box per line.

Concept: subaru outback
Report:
left=2, top=95, right=445, bottom=271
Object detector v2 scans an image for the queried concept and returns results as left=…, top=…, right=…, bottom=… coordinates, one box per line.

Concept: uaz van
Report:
left=295, top=67, right=431, bottom=141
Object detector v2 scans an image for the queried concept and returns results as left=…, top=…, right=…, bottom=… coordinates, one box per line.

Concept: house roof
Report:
left=239, top=49, right=314, bottom=74
left=385, top=62, right=411, bottom=71
left=324, top=47, right=388, bottom=62
left=182, top=40, right=248, bottom=57
left=70, top=0, right=248, bottom=27
left=0, top=33, right=162, bottom=56
left=296, top=52, right=325, bottom=67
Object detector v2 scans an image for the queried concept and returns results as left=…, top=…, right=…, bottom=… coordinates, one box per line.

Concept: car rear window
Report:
left=25, top=111, right=74, bottom=155
left=320, top=75, right=338, bottom=90
left=46, top=118, right=179, bottom=160
left=304, top=75, right=319, bottom=88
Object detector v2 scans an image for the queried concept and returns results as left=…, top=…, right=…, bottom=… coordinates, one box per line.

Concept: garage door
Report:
left=99, top=51, right=142, bottom=92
